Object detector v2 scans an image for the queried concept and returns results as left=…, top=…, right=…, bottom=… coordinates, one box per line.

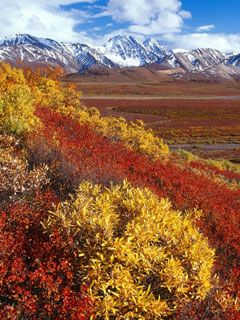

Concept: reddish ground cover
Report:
left=0, top=191, right=93, bottom=319
left=82, top=97, right=240, bottom=160
left=33, top=107, right=240, bottom=297
left=82, top=98, right=240, bottom=141
left=64, top=76, right=240, bottom=96
left=189, top=160, right=240, bottom=182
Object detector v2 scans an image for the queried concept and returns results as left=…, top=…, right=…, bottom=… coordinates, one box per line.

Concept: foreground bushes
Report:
left=31, top=106, right=240, bottom=318
left=75, top=110, right=169, bottom=160
left=0, top=63, right=39, bottom=134
left=46, top=181, right=214, bottom=319
left=0, top=192, right=93, bottom=319
left=0, top=133, right=49, bottom=207
left=1, top=63, right=240, bottom=318
left=5, top=62, right=169, bottom=158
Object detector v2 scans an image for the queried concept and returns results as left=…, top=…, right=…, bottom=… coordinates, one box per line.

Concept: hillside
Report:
left=65, top=65, right=175, bottom=84
left=0, top=63, right=240, bottom=319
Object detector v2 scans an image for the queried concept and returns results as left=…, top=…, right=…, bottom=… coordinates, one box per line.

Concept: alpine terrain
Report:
left=0, top=33, right=240, bottom=80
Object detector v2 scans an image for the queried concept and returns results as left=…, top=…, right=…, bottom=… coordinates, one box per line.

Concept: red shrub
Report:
left=0, top=191, right=93, bottom=319
left=32, top=107, right=240, bottom=255
left=29, top=106, right=240, bottom=318
left=189, top=160, right=240, bottom=183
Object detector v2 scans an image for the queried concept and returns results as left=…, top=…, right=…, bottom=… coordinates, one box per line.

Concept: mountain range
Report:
left=0, top=33, right=240, bottom=81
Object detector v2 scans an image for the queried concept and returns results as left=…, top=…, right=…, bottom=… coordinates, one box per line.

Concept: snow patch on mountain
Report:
left=172, top=48, right=188, bottom=53
left=100, top=35, right=160, bottom=67
left=0, top=33, right=239, bottom=79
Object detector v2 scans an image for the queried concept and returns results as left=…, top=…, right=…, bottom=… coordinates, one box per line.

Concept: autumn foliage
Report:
left=0, top=193, right=93, bottom=319
left=47, top=181, right=214, bottom=319
left=0, top=63, right=240, bottom=319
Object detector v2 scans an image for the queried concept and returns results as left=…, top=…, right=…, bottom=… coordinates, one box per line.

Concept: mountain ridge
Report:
left=0, top=33, right=239, bottom=81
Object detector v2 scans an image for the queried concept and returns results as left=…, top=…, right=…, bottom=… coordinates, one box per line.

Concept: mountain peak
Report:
left=103, top=35, right=159, bottom=67
left=0, top=33, right=69, bottom=54
left=107, top=35, right=139, bottom=46
left=143, top=37, right=161, bottom=46
left=0, top=33, right=38, bottom=46
left=143, top=37, right=167, bottom=60
left=0, top=33, right=239, bottom=80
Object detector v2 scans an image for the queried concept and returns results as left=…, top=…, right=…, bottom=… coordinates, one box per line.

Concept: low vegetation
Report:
left=83, top=98, right=240, bottom=148
left=0, top=63, right=239, bottom=319
left=47, top=181, right=214, bottom=319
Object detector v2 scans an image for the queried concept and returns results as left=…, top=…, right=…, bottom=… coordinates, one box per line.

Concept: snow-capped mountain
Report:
left=227, top=53, right=240, bottom=67
left=143, top=38, right=169, bottom=62
left=0, top=34, right=44, bottom=47
left=0, top=33, right=239, bottom=80
left=99, top=35, right=161, bottom=67
left=74, top=48, right=118, bottom=73
left=170, top=48, right=228, bottom=71
left=0, top=34, right=79, bottom=72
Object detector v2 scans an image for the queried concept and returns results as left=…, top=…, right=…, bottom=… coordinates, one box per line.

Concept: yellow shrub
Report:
left=0, top=63, right=26, bottom=91
left=206, top=158, right=240, bottom=174
left=175, top=149, right=198, bottom=162
left=59, top=104, right=169, bottom=160
left=0, top=63, right=39, bottom=135
left=0, top=84, right=39, bottom=134
left=93, top=116, right=169, bottom=160
left=0, top=63, right=168, bottom=157
left=47, top=181, right=215, bottom=319
left=32, top=77, right=67, bottom=110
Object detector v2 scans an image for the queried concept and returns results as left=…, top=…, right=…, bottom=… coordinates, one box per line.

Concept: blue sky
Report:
left=0, top=0, right=240, bottom=51
left=63, top=0, right=240, bottom=36
left=182, top=0, right=240, bottom=33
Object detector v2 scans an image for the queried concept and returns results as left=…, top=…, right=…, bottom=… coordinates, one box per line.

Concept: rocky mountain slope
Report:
left=0, top=33, right=240, bottom=80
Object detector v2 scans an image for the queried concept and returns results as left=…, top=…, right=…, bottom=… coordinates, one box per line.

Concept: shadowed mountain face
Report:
left=0, top=33, right=240, bottom=80
left=227, top=53, right=240, bottom=67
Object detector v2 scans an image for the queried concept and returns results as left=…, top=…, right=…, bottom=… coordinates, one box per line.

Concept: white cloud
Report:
left=196, top=24, right=215, bottom=32
left=0, top=0, right=96, bottom=43
left=164, top=33, right=240, bottom=52
left=0, top=0, right=239, bottom=53
left=107, top=0, right=191, bottom=35
left=179, top=10, right=192, bottom=19
left=129, top=11, right=183, bottom=34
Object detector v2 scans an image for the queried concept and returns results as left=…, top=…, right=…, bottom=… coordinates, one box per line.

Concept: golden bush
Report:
left=57, top=104, right=169, bottom=159
left=205, top=158, right=240, bottom=174
left=47, top=181, right=215, bottom=319
left=176, top=149, right=240, bottom=175
left=92, top=116, right=169, bottom=160
left=0, top=63, right=39, bottom=135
